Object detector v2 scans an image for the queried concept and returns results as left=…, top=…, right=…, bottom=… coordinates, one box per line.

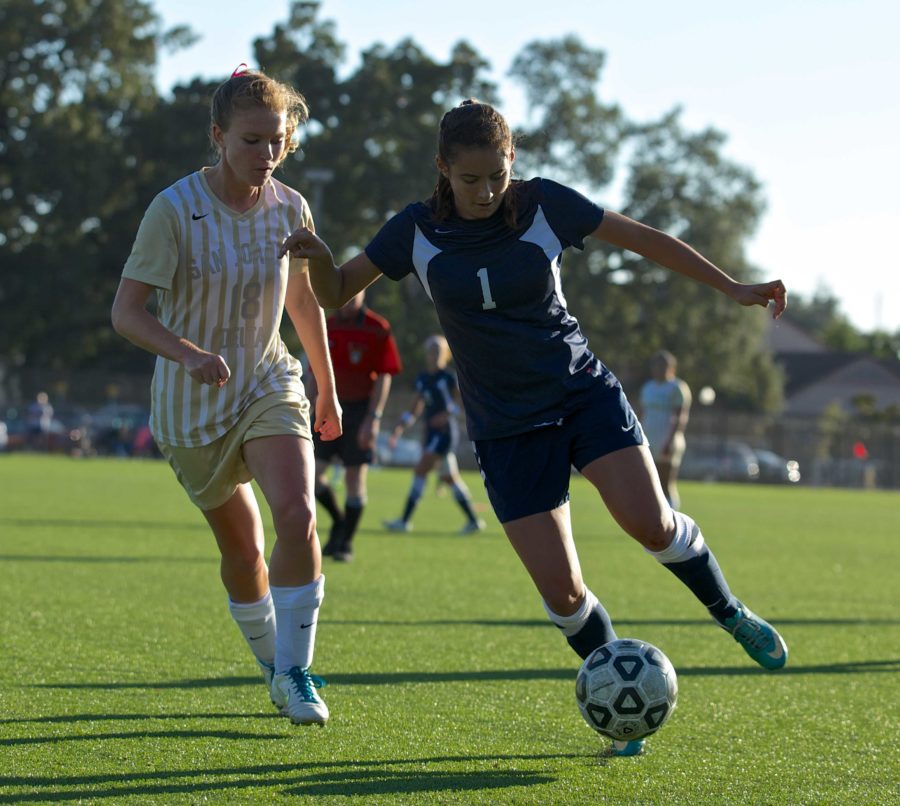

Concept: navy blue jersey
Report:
left=366, top=177, right=607, bottom=440
left=416, top=369, right=458, bottom=425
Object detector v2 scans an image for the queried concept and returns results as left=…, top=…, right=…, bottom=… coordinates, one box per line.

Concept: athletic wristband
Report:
left=368, top=410, right=382, bottom=419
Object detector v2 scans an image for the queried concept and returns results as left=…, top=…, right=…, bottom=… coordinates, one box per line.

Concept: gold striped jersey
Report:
left=122, top=169, right=312, bottom=447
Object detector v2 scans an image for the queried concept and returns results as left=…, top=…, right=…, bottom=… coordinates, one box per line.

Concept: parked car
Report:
left=0, top=408, right=76, bottom=453
left=88, top=403, right=152, bottom=456
left=752, top=448, right=801, bottom=484
left=680, top=440, right=760, bottom=483
left=375, top=433, right=423, bottom=467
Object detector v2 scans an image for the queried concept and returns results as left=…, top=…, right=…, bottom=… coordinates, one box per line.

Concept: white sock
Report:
left=271, top=576, right=324, bottom=673
left=646, top=510, right=706, bottom=564
left=543, top=588, right=599, bottom=637
left=228, top=592, right=276, bottom=665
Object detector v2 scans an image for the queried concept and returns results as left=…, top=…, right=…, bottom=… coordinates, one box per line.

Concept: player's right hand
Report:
left=183, top=350, right=231, bottom=388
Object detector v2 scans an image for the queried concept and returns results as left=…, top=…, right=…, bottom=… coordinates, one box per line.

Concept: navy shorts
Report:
left=472, top=378, right=644, bottom=523
left=422, top=424, right=457, bottom=457
left=314, top=399, right=374, bottom=467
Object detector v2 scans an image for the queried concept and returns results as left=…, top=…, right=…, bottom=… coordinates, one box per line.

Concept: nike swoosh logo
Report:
left=532, top=419, right=563, bottom=429
left=248, top=634, right=268, bottom=641
left=768, top=639, right=785, bottom=660
left=434, top=228, right=454, bottom=234
left=300, top=622, right=315, bottom=630
left=192, top=212, right=208, bottom=220
left=621, top=423, right=636, bottom=432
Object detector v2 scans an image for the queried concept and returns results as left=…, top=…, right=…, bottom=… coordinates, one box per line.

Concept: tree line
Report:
left=4, top=1, right=892, bottom=411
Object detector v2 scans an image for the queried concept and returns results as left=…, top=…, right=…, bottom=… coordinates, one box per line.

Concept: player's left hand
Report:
left=314, top=393, right=342, bottom=442
left=732, top=279, right=787, bottom=319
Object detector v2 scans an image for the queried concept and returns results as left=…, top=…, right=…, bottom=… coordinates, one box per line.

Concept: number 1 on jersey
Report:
left=476, top=267, right=497, bottom=310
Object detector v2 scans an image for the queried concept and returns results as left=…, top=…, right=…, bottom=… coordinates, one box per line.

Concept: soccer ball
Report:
left=575, top=638, right=678, bottom=741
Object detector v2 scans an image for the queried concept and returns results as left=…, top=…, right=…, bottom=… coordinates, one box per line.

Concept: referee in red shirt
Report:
left=308, top=290, right=402, bottom=561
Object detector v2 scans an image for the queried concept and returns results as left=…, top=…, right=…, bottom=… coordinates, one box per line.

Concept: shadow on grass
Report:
left=0, top=516, right=207, bottom=532
left=0, top=554, right=214, bottom=564
left=27, top=657, right=900, bottom=696
left=0, top=728, right=283, bottom=747
left=325, top=616, right=900, bottom=628
left=0, top=712, right=282, bottom=725
left=0, top=756, right=564, bottom=802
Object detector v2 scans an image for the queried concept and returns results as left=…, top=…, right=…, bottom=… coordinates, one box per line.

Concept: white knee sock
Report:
left=228, top=592, right=276, bottom=666
left=646, top=510, right=706, bottom=564
left=271, top=576, right=324, bottom=673
left=543, top=588, right=599, bottom=637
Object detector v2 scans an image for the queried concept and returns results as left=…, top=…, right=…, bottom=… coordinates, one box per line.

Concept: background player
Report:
left=384, top=334, right=484, bottom=534
left=111, top=68, right=339, bottom=726
left=638, top=350, right=692, bottom=509
left=280, top=99, right=789, bottom=754
left=308, top=289, right=402, bottom=561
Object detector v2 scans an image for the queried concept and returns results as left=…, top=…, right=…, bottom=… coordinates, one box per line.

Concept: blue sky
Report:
left=152, top=0, right=899, bottom=333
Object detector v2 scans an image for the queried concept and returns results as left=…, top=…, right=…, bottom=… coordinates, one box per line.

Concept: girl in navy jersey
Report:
left=112, top=68, right=339, bottom=726
left=280, top=99, right=789, bottom=754
left=384, top=334, right=484, bottom=534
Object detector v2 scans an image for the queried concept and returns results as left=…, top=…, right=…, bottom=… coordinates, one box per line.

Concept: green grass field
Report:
left=1, top=454, right=897, bottom=805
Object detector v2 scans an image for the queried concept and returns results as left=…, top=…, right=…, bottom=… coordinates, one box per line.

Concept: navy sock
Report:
left=452, top=484, right=479, bottom=523
left=566, top=603, right=618, bottom=660
left=315, top=485, right=343, bottom=524
left=664, top=546, right=738, bottom=624
left=545, top=591, right=618, bottom=661
left=342, top=501, right=364, bottom=548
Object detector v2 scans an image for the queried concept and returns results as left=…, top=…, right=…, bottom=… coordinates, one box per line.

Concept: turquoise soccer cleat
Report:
left=611, top=739, right=646, bottom=757
left=722, top=602, right=788, bottom=670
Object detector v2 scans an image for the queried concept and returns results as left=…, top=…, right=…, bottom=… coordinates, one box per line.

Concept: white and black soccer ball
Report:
left=575, top=638, right=678, bottom=741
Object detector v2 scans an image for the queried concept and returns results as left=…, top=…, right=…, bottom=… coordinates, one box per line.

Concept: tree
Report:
left=1, top=3, right=792, bottom=414
left=507, top=39, right=783, bottom=411
left=787, top=287, right=900, bottom=359
left=509, top=36, right=623, bottom=188
left=0, top=0, right=194, bottom=371
left=604, top=110, right=782, bottom=410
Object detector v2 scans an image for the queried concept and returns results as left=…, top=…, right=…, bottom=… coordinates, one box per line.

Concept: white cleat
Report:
left=271, top=667, right=329, bottom=726
left=257, top=659, right=287, bottom=716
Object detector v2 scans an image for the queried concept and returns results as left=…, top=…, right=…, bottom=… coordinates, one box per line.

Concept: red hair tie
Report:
left=231, top=63, right=249, bottom=77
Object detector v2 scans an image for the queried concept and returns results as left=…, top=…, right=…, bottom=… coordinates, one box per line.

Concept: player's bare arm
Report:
left=111, top=276, right=231, bottom=387
left=389, top=392, right=424, bottom=450
left=592, top=211, right=787, bottom=319
left=279, top=228, right=382, bottom=308
left=284, top=271, right=343, bottom=441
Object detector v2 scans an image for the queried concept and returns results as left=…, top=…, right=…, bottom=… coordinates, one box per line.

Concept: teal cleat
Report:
left=384, top=518, right=412, bottom=533
left=722, top=602, right=788, bottom=670
left=611, top=739, right=646, bottom=757
left=272, top=666, right=329, bottom=725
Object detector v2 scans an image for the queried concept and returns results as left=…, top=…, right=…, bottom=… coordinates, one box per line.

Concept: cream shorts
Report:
left=158, top=392, right=311, bottom=511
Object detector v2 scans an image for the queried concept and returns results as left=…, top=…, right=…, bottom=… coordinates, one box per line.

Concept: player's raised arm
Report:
left=279, top=228, right=382, bottom=309
left=591, top=211, right=787, bottom=319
